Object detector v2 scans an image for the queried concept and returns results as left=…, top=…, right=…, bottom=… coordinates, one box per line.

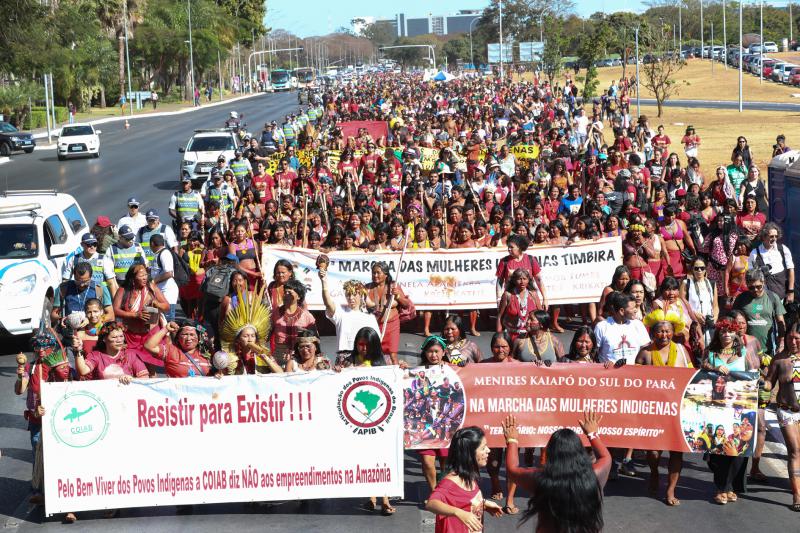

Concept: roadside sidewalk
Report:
left=32, top=91, right=266, bottom=142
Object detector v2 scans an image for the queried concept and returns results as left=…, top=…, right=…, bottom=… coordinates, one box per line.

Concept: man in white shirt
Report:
left=749, top=222, right=795, bottom=302
left=595, top=292, right=651, bottom=364
left=319, top=269, right=379, bottom=354
left=117, top=197, right=147, bottom=235
left=573, top=108, right=590, bottom=146
left=149, top=234, right=178, bottom=321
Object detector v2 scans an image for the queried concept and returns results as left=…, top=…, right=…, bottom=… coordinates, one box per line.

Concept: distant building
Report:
left=395, top=10, right=481, bottom=38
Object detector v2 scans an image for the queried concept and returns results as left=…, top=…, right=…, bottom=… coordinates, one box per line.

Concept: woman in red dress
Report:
left=366, top=262, right=411, bottom=365
left=497, top=269, right=543, bottom=344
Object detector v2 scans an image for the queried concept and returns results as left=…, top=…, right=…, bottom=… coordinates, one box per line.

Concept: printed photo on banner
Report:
left=680, top=371, right=759, bottom=456
left=403, top=365, right=466, bottom=450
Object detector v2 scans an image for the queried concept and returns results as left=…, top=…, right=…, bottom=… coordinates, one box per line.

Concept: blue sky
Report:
left=266, top=0, right=646, bottom=38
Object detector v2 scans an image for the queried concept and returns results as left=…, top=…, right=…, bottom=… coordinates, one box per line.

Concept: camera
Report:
left=703, top=315, right=715, bottom=331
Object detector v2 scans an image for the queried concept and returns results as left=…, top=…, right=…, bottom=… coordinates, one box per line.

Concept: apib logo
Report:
left=50, top=391, right=110, bottom=448
left=337, top=376, right=396, bottom=435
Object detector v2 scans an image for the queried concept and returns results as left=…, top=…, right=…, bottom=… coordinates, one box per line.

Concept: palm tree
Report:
left=96, top=0, right=145, bottom=102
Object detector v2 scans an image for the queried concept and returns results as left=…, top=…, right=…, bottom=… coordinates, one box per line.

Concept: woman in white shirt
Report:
left=680, top=256, right=718, bottom=350
left=319, top=267, right=380, bottom=356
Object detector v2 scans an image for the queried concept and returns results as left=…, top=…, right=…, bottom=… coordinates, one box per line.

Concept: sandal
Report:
left=63, top=513, right=77, bottom=523
left=381, top=504, right=396, bottom=516
left=503, top=505, right=519, bottom=515
left=664, top=497, right=681, bottom=507
left=713, top=493, right=728, bottom=505
left=791, top=503, right=800, bottom=512
left=726, top=491, right=737, bottom=502
left=490, top=491, right=504, bottom=501
left=363, top=499, right=377, bottom=512
left=748, top=471, right=769, bottom=483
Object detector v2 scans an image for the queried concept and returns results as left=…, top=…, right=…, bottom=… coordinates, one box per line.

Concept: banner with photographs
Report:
left=402, top=364, right=759, bottom=454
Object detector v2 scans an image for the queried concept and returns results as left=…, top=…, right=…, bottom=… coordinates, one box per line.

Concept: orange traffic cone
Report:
left=124, top=120, right=130, bottom=130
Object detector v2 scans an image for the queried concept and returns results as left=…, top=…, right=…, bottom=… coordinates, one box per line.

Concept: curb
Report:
left=0, top=156, right=9, bottom=165
left=31, top=91, right=267, bottom=140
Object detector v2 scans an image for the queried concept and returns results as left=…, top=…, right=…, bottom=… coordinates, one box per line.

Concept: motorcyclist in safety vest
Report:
left=169, top=177, right=205, bottom=230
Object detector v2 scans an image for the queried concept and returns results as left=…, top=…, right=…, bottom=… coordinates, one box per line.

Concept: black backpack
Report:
left=202, top=265, right=234, bottom=302
left=157, top=248, right=191, bottom=287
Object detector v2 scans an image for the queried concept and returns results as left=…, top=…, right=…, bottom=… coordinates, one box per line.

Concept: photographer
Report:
left=749, top=223, right=795, bottom=303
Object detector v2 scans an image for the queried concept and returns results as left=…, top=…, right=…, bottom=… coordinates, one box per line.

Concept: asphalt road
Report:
left=0, top=91, right=298, bottom=223
left=1, top=94, right=799, bottom=531
left=638, top=98, right=800, bottom=112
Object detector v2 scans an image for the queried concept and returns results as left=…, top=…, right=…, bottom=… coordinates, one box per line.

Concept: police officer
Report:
left=169, top=176, right=204, bottom=230
left=201, top=170, right=235, bottom=215
left=271, top=120, right=284, bottom=149
left=260, top=123, right=278, bottom=153
left=137, top=209, right=178, bottom=262
left=229, top=149, right=252, bottom=192
left=61, top=233, right=115, bottom=293
left=106, top=225, right=147, bottom=296
left=282, top=115, right=297, bottom=148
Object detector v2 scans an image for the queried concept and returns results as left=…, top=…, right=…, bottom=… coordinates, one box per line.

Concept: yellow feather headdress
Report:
left=219, top=288, right=272, bottom=374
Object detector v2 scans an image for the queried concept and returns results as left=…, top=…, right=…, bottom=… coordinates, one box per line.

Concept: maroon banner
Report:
left=338, top=120, right=389, bottom=141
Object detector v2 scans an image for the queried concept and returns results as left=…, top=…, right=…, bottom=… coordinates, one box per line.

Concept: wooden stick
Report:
left=302, top=192, right=309, bottom=248
left=380, top=225, right=412, bottom=341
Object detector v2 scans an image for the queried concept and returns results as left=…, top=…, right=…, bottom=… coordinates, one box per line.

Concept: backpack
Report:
left=157, top=248, right=190, bottom=287
left=202, top=265, right=234, bottom=302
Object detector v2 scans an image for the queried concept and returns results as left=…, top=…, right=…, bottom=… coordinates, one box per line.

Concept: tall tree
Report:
left=640, top=23, right=687, bottom=117
left=95, top=0, right=146, bottom=102
left=540, top=15, right=567, bottom=85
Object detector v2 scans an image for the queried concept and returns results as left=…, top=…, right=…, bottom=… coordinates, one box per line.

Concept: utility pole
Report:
left=700, top=0, right=704, bottom=61
left=499, top=0, right=504, bottom=80
left=123, top=0, right=133, bottom=115
left=635, top=26, right=640, bottom=119
left=44, top=74, right=52, bottom=142
left=187, top=0, right=196, bottom=101
left=760, top=0, right=763, bottom=84
left=738, top=0, right=743, bottom=112
left=711, top=22, right=714, bottom=74
left=723, top=0, right=728, bottom=69
left=791, top=3, right=794, bottom=44
left=678, top=1, right=682, bottom=55
left=218, top=49, right=223, bottom=100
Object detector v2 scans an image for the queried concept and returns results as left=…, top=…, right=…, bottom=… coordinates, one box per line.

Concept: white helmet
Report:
left=230, top=111, right=239, bottom=119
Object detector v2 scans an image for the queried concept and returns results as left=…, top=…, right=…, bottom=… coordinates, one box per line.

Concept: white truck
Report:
left=0, top=190, right=89, bottom=335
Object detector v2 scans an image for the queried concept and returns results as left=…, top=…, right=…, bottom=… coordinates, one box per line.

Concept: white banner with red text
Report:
left=41, top=367, right=404, bottom=515
left=262, top=237, right=622, bottom=309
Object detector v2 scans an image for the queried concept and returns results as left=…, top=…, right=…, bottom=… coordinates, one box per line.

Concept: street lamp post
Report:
left=499, top=0, right=504, bottom=81
left=678, top=1, right=682, bottom=55
left=187, top=0, right=196, bottom=104
left=700, top=0, right=704, bottom=61
left=723, top=0, right=728, bottom=70
left=759, top=0, right=763, bottom=84
left=635, top=26, right=640, bottom=119
left=123, top=0, right=133, bottom=115
left=469, top=17, right=480, bottom=70
left=738, top=0, right=742, bottom=112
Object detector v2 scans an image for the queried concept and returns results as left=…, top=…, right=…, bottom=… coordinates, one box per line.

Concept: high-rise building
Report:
left=395, top=10, right=481, bottom=38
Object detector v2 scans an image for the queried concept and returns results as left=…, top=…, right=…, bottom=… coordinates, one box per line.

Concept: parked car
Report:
left=790, top=67, right=800, bottom=86
left=762, top=59, right=777, bottom=78
left=56, top=123, right=101, bottom=160
left=0, top=121, right=35, bottom=156
left=774, top=63, right=798, bottom=83
left=771, top=62, right=788, bottom=82
left=763, top=41, right=779, bottom=53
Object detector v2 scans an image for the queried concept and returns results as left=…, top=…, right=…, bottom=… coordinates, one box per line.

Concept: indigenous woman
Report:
left=659, top=206, right=695, bottom=279
left=512, top=310, right=565, bottom=364
left=144, top=320, right=213, bottom=377
left=267, top=259, right=296, bottom=309
left=560, top=326, right=600, bottom=363
left=426, top=427, right=503, bottom=531
left=701, top=316, right=754, bottom=504
left=622, top=223, right=658, bottom=293
left=366, top=262, right=411, bottom=365
left=75, top=321, right=149, bottom=382
left=75, top=298, right=106, bottom=354
left=442, top=315, right=483, bottom=367
left=638, top=310, right=693, bottom=506
left=271, top=279, right=316, bottom=360
left=598, top=266, right=632, bottom=321
left=178, top=230, right=205, bottom=319
left=111, top=264, right=170, bottom=372
left=497, top=269, right=543, bottom=344
left=653, top=277, right=696, bottom=349
left=502, top=411, right=609, bottom=532
left=219, top=286, right=283, bottom=375
left=724, top=237, right=751, bottom=307
left=228, top=223, right=260, bottom=289
left=285, top=329, right=331, bottom=372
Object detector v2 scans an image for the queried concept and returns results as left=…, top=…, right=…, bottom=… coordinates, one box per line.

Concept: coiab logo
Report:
left=50, top=391, right=110, bottom=448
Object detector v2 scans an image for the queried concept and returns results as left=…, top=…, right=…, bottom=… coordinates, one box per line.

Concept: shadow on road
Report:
left=153, top=180, right=179, bottom=191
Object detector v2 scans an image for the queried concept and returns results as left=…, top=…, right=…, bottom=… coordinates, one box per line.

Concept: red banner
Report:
left=404, top=363, right=759, bottom=453
left=338, top=120, right=389, bottom=141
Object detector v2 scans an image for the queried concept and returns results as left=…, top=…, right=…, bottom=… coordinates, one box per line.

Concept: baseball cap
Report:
left=181, top=175, right=192, bottom=182
left=145, top=209, right=159, bottom=219
left=224, top=253, right=240, bottom=263
left=81, top=233, right=98, bottom=245
left=676, top=189, right=687, bottom=198
left=118, top=225, right=135, bottom=239
left=618, top=169, right=632, bottom=179
left=127, top=197, right=140, bottom=206
left=210, top=168, right=221, bottom=178
left=217, top=156, right=226, bottom=163
left=234, top=149, right=242, bottom=156
left=95, top=215, right=112, bottom=228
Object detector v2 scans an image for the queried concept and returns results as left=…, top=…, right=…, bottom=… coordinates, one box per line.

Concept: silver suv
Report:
left=178, top=129, right=240, bottom=186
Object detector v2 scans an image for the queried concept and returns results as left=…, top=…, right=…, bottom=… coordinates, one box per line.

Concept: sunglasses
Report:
left=693, top=266, right=706, bottom=271
left=84, top=242, right=98, bottom=247
left=747, top=284, right=764, bottom=290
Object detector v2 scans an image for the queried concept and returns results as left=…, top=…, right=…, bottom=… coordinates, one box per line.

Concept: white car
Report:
left=179, top=129, right=240, bottom=186
left=0, top=190, right=89, bottom=335
left=763, top=41, right=779, bottom=53
left=57, top=123, right=101, bottom=160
